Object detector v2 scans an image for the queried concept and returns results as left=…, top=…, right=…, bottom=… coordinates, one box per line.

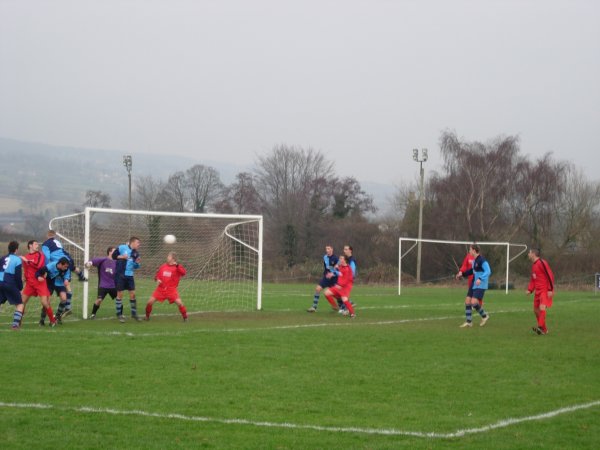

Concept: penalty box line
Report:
left=1, top=400, right=599, bottom=439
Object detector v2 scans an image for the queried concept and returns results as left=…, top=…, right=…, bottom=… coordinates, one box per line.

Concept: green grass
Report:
left=1, top=285, right=599, bottom=449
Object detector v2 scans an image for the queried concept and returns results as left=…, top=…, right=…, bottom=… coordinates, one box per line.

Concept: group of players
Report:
left=455, top=243, right=555, bottom=335
left=306, top=244, right=357, bottom=317
left=0, top=232, right=189, bottom=329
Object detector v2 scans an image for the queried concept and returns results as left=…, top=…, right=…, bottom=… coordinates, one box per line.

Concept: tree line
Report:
left=84, top=134, right=600, bottom=284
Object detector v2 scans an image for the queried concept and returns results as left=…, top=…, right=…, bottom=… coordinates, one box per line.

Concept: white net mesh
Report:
left=49, top=208, right=262, bottom=318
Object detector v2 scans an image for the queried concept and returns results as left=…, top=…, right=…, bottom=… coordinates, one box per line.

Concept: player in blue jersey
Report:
left=456, top=244, right=491, bottom=328
left=112, top=236, right=142, bottom=322
left=37, top=257, right=71, bottom=324
left=0, top=241, right=26, bottom=329
left=307, top=245, right=339, bottom=312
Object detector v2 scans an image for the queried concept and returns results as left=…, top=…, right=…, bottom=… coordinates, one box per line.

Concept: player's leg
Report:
left=145, top=297, right=156, bottom=320
left=115, top=274, right=126, bottom=321
left=173, top=297, right=188, bottom=322
left=5, top=287, right=25, bottom=329
left=40, top=295, right=57, bottom=326
left=63, top=279, right=73, bottom=316
left=308, top=283, right=324, bottom=312
left=323, top=287, right=340, bottom=310
left=129, top=288, right=141, bottom=321
left=460, top=295, right=473, bottom=327
left=341, top=295, right=355, bottom=317
left=535, top=292, right=550, bottom=334
left=90, top=290, right=104, bottom=319
left=55, top=290, right=68, bottom=322
left=471, top=292, right=489, bottom=326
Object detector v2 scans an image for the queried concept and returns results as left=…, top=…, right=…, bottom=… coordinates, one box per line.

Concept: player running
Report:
left=112, top=237, right=142, bottom=322
left=526, top=248, right=555, bottom=335
left=0, top=241, right=25, bottom=329
left=144, top=252, right=188, bottom=322
left=85, top=247, right=117, bottom=319
left=323, top=255, right=356, bottom=317
left=307, top=245, right=338, bottom=312
left=20, top=240, right=57, bottom=327
left=456, top=244, right=491, bottom=328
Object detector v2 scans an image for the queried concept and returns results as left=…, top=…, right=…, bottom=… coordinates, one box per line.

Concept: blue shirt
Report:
left=322, top=254, right=339, bottom=276
left=346, top=256, right=357, bottom=279
left=112, top=244, right=140, bottom=277
left=41, top=260, right=68, bottom=287
left=464, top=255, right=491, bottom=290
left=0, top=253, right=24, bottom=290
left=42, top=238, right=66, bottom=264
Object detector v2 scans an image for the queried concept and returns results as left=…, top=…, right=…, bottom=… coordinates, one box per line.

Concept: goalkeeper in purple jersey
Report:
left=85, top=247, right=118, bottom=319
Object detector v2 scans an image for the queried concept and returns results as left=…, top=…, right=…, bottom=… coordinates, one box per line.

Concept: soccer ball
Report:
left=163, top=234, right=177, bottom=244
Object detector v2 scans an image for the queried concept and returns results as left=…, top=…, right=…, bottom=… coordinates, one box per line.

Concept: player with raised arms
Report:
left=144, top=251, right=188, bottom=322
left=112, top=236, right=142, bottom=322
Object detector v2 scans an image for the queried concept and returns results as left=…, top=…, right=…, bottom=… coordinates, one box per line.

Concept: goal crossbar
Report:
left=398, top=237, right=528, bottom=295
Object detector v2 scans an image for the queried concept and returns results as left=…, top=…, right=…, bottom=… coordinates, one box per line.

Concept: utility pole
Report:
left=412, top=148, right=428, bottom=283
left=123, top=155, right=132, bottom=236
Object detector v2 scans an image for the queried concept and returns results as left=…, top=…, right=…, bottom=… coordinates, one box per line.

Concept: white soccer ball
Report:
left=163, top=234, right=177, bottom=244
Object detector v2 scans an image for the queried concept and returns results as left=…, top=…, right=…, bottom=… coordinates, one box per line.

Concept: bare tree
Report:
left=214, top=172, right=261, bottom=214
left=185, top=165, right=223, bottom=213
left=330, top=176, right=376, bottom=218
left=84, top=190, right=111, bottom=208
left=163, top=171, right=188, bottom=212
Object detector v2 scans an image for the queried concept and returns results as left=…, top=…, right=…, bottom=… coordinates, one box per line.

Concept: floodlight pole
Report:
left=123, top=155, right=132, bottom=236
left=413, top=148, right=428, bottom=284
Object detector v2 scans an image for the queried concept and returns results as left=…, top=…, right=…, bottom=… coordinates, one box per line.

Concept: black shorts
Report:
left=116, top=275, right=135, bottom=292
left=97, top=287, right=118, bottom=301
left=472, top=288, right=486, bottom=300
left=47, top=280, right=67, bottom=296
left=318, top=275, right=337, bottom=289
left=0, top=284, right=22, bottom=305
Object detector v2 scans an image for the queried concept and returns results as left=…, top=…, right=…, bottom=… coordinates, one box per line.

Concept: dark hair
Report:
left=58, top=257, right=69, bottom=266
left=470, top=244, right=481, bottom=253
left=8, top=241, right=19, bottom=253
left=28, top=240, right=37, bottom=249
left=529, top=247, right=541, bottom=257
left=344, top=245, right=353, bottom=253
left=129, top=236, right=140, bottom=244
left=107, top=246, right=115, bottom=256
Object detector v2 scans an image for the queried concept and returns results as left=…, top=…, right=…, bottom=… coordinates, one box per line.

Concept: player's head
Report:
left=338, top=254, right=347, bottom=265
left=107, top=246, right=115, bottom=256
left=469, top=244, right=481, bottom=256
left=325, top=245, right=334, bottom=255
left=528, top=247, right=541, bottom=261
left=167, top=252, right=177, bottom=264
left=28, top=240, right=39, bottom=252
left=57, top=257, right=70, bottom=270
left=47, top=230, right=57, bottom=238
left=343, top=245, right=353, bottom=257
left=8, top=241, right=19, bottom=254
left=129, top=237, right=141, bottom=249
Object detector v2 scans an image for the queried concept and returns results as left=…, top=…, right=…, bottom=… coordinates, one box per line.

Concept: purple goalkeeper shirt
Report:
left=90, top=257, right=117, bottom=289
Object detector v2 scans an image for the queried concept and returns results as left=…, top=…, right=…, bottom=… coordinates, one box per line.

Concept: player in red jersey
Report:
left=526, top=248, right=555, bottom=335
left=20, top=240, right=57, bottom=326
left=323, top=255, right=356, bottom=317
left=144, top=252, right=188, bottom=322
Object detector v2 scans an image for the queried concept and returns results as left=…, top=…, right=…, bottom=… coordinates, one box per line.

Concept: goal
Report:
left=398, top=237, right=528, bottom=295
left=49, top=207, right=263, bottom=318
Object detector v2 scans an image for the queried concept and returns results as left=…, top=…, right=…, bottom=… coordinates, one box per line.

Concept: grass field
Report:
left=1, top=284, right=599, bottom=449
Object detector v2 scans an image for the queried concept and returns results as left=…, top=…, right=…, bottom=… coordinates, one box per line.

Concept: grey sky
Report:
left=1, top=0, right=599, bottom=187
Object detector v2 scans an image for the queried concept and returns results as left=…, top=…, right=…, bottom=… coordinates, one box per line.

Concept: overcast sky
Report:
left=1, top=0, right=598, bottom=186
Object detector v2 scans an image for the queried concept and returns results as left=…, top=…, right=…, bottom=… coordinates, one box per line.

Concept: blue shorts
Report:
left=472, top=289, right=486, bottom=300
left=0, top=284, right=23, bottom=305
left=466, top=284, right=474, bottom=298
left=116, top=275, right=136, bottom=292
left=318, top=275, right=337, bottom=289
left=47, top=280, right=67, bottom=296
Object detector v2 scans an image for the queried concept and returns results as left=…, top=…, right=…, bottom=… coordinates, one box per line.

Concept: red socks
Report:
left=178, top=305, right=187, bottom=319
left=46, top=306, right=56, bottom=324
left=537, top=309, right=547, bottom=332
left=324, top=294, right=339, bottom=310
left=343, top=300, right=355, bottom=315
left=145, top=304, right=153, bottom=319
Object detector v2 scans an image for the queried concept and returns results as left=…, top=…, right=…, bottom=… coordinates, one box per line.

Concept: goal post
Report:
left=49, top=207, right=263, bottom=318
left=398, top=237, right=528, bottom=295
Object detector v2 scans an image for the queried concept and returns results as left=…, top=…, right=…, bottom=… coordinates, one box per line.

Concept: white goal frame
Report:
left=49, top=207, right=263, bottom=318
left=398, top=237, right=528, bottom=295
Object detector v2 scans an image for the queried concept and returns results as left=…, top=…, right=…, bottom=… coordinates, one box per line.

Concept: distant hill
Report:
left=0, top=137, right=395, bottom=217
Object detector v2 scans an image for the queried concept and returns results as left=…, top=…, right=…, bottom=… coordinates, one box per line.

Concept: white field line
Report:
left=0, top=309, right=531, bottom=337
left=0, top=400, right=598, bottom=439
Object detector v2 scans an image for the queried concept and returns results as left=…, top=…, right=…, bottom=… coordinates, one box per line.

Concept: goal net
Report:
left=398, top=238, right=528, bottom=295
left=49, top=207, right=263, bottom=318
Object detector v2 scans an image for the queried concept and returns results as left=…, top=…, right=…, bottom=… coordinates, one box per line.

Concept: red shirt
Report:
left=460, top=253, right=475, bottom=284
left=154, top=263, right=186, bottom=290
left=528, top=258, right=555, bottom=293
left=336, top=265, right=354, bottom=289
left=22, top=251, right=46, bottom=284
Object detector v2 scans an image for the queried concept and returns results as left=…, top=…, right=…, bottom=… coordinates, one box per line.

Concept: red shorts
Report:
left=22, top=281, right=51, bottom=297
left=328, top=285, right=352, bottom=299
left=533, top=291, right=553, bottom=309
left=152, top=288, right=180, bottom=304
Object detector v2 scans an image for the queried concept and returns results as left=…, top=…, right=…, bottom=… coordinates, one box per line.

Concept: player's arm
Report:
left=15, top=262, right=23, bottom=291
left=349, top=260, right=356, bottom=278
left=176, top=263, right=187, bottom=277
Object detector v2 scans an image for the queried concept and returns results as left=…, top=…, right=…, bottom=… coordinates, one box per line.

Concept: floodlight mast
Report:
left=412, top=148, right=428, bottom=283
